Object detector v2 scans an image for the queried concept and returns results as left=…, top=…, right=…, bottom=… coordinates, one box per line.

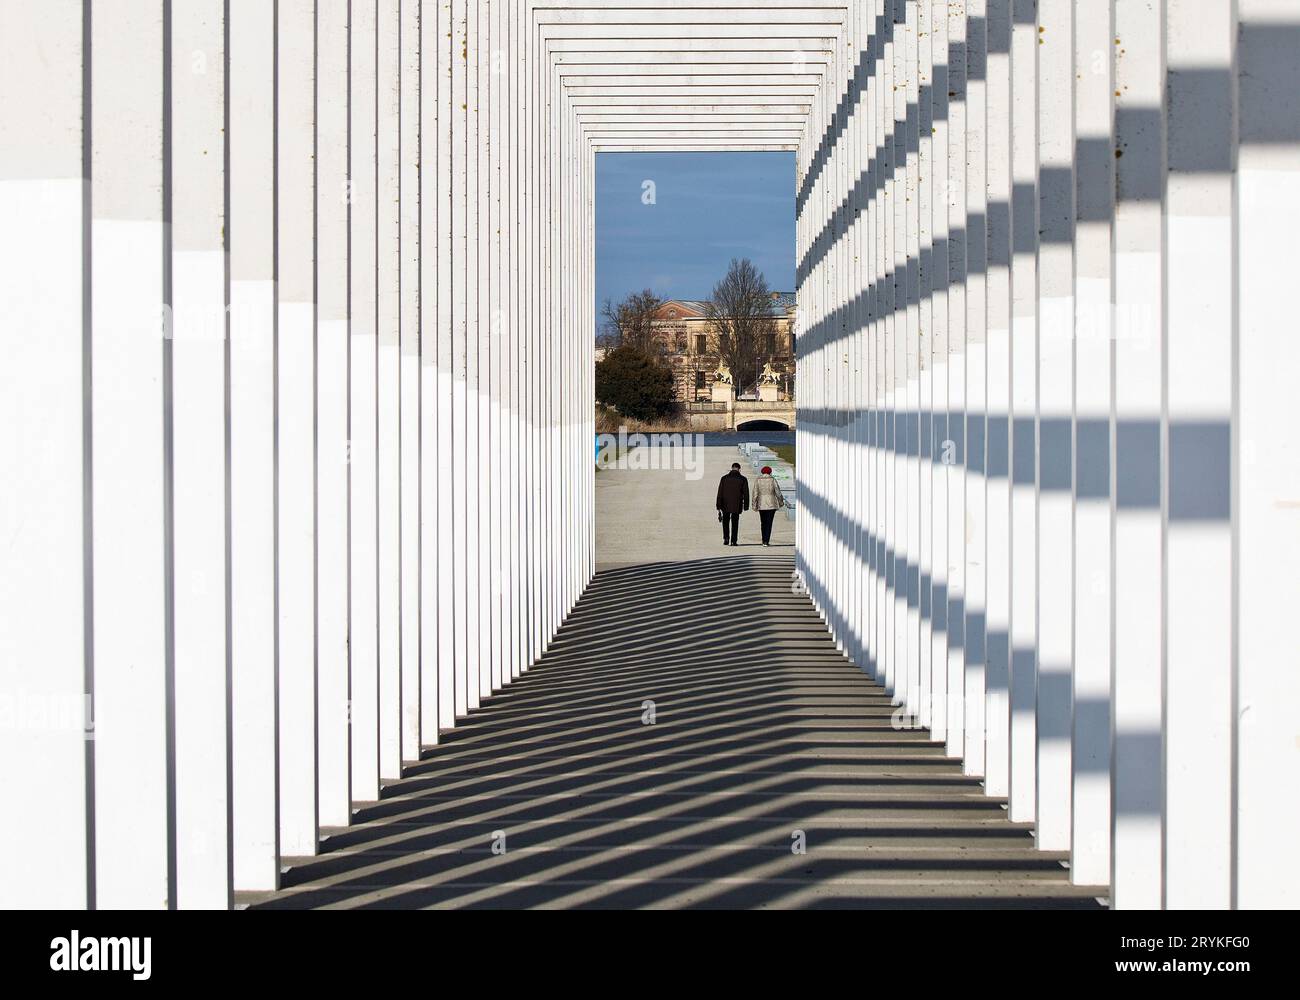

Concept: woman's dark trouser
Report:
left=759, top=509, right=776, bottom=544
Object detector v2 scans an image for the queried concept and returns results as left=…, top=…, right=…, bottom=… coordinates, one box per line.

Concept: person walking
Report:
left=751, top=465, right=786, bottom=546
left=716, top=461, right=749, bottom=546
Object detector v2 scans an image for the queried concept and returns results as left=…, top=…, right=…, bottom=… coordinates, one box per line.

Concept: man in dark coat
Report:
left=716, top=462, right=750, bottom=546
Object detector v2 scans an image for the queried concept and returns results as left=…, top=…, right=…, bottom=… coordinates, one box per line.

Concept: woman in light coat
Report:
left=751, top=466, right=786, bottom=546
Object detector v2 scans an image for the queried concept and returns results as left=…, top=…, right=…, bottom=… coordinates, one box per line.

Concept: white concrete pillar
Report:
left=917, top=0, right=940, bottom=735
left=902, top=0, right=922, bottom=720
left=350, top=0, right=381, bottom=803
left=1007, top=0, right=1038, bottom=824
left=377, top=0, right=403, bottom=783
left=487, top=0, right=504, bottom=695
left=169, top=0, right=231, bottom=908
left=982, top=0, right=1012, bottom=798
left=875, top=0, right=888, bottom=681
left=418, top=0, right=443, bottom=744
left=228, top=0, right=278, bottom=895
left=1234, top=0, right=1300, bottom=909
left=0, top=0, right=91, bottom=909
left=276, top=0, right=319, bottom=856
left=434, top=0, right=456, bottom=732
left=1164, top=0, right=1235, bottom=910
left=506, top=0, right=524, bottom=684
left=962, top=0, right=988, bottom=778
left=945, top=0, right=969, bottom=761
left=451, top=0, right=470, bottom=720
left=1035, top=0, right=1074, bottom=852
left=89, top=0, right=170, bottom=910
left=474, top=0, right=494, bottom=705
left=398, top=0, right=422, bottom=763
left=464, top=0, right=484, bottom=711
left=1110, top=0, right=1164, bottom=909
left=316, top=0, right=353, bottom=827
left=882, top=0, right=899, bottom=702
left=1072, top=0, right=1115, bottom=888
left=928, top=0, right=951, bottom=743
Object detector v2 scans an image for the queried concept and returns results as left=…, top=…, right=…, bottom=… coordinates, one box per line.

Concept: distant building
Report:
left=647, top=292, right=797, bottom=402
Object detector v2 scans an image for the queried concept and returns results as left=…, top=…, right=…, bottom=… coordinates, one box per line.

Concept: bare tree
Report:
left=600, top=289, right=665, bottom=353
left=704, top=258, right=779, bottom=394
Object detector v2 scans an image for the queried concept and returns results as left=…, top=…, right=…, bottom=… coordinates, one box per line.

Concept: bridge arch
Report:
left=736, top=418, right=791, bottom=432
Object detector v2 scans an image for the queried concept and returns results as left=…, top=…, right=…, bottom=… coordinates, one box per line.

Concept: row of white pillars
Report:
left=0, top=0, right=593, bottom=908
left=795, top=0, right=1300, bottom=908
left=4, top=0, right=1292, bottom=912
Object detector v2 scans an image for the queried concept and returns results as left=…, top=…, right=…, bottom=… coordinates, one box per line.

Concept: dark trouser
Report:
left=722, top=511, right=740, bottom=544
left=759, top=509, right=776, bottom=544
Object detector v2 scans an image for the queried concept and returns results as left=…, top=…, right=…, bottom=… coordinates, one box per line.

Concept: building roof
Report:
left=657, top=293, right=795, bottom=319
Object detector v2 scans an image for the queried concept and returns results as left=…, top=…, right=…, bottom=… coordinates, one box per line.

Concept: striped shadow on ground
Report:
left=241, top=555, right=1105, bottom=909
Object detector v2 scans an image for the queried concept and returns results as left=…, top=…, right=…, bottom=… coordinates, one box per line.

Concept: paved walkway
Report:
left=596, top=444, right=794, bottom=568
left=243, top=448, right=1103, bottom=909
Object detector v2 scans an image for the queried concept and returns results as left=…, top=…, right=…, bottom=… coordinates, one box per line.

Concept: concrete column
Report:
left=851, top=0, right=870, bottom=682
left=902, top=0, right=922, bottom=720
left=276, top=0, right=319, bottom=857
left=398, top=0, right=421, bottom=763
left=89, top=0, right=170, bottom=910
left=434, top=0, right=456, bottom=732
left=1234, top=0, right=1300, bottom=909
left=169, top=0, right=231, bottom=908
left=945, top=0, right=969, bottom=760
left=487, top=0, right=504, bottom=694
left=0, top=0, right=91, bottom=908
left=228, top=0, right=278, bottom=895
left=474, top=0, right=493, bottom=706
left=913, top=0, right=932, bottom=725
left=1035, top=0, right=1076, bottom=853
left=418, top=0, right=443, bottom=744
left=1164, top=0, right=1235, bottom=909
left=1007, top=0, right=1038, bottom=824
left=1110, top=0, right=1164, bottom=909
left=511, top=0, right=526, bottom=651
left=883, top=0, right=898, bottom=701
left=377, top=0, right=402, bottom=782
left=1072, top=0, right=1114, bottom=888
left=316, top=0, right=352, bottom=828
left=874, top=0, right=888, bottom=691
left=350, top=0, right=381, bottom=804
left=962, top=0, right=988, bottom=778
left=464, top=0, right=483, bottom=712
left=928, top=0, right=951, bottom=743
left=983, top=0, right=1012, bottom=798
left=451, top=0, right=469, bottom=720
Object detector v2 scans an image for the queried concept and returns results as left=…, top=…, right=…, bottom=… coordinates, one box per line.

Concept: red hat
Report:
left=761, top=466, right=772, bottom=474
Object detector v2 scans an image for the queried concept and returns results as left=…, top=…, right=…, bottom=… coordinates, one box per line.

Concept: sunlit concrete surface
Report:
left=596, top=445, right=795, bottom=569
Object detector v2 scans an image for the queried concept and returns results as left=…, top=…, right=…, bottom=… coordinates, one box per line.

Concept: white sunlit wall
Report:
left=794, top=0, right=1300, bottom=909
left=1, top=0, right=1296, bottom=913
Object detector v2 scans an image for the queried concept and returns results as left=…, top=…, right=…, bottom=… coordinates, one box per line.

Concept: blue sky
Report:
left=594, top=151, right=795, bottom=333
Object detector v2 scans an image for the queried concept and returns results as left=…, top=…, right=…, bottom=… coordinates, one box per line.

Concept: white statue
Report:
left=759, top=361, right=781, bottom=385
left=713, top=362, right=734, bottom=385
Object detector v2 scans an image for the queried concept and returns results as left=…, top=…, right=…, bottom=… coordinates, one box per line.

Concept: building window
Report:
left=763, top=333, right=776, bottom=355
left=695, top=334, right=707, bottom=354
left=695, top=370, right=706, bottom=390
